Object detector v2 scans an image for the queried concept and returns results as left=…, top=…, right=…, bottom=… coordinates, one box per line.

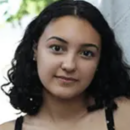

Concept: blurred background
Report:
left=0, top=0, right=130, bottom=124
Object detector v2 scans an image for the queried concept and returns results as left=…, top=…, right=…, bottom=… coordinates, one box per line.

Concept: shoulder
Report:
left=114, top=97, right=130, bottom=130
left=115, top=97, right=130, bottom=116
left=0, top=120, right=15, bottom=130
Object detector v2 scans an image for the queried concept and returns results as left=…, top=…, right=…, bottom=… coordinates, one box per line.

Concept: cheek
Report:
left=36, top=49, right=59, bottom=84
left=79, top=60, right=98, bottom=86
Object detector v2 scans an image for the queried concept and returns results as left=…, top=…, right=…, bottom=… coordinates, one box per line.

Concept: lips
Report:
left=55, top=76, right=78, bottom=81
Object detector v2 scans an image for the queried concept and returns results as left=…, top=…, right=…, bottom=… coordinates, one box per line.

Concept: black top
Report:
left=14, top=107, right=115, bottom=130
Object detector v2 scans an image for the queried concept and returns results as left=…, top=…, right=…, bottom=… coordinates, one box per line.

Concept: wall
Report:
left=87, top=0, right=130, bottom=63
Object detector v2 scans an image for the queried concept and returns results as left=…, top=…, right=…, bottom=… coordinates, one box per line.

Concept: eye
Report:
left=50, top=45, right=63, bottom=52
left=80, top=50, right=95, bottom=58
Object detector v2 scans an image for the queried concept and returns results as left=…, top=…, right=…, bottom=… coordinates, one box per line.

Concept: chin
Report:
left=52, top=90, right=82, bottom=100
left=44, top=85, right=84, bottom=100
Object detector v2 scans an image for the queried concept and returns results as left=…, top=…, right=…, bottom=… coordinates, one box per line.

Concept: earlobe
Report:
left=33, top=55, right=36, bottom=61
left=33, top=50, right=37, bottom=61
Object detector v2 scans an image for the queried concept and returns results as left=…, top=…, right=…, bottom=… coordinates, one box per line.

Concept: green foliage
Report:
left=0, top=0, right=8, bottom=4
left=1, top=0, right=59, bottom=23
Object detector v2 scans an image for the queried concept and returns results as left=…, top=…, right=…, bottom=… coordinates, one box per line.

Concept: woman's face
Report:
left=35, top=16, right=101, bottom=99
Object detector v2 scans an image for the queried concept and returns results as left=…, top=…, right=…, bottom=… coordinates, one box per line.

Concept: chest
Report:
left=22, top=112, right=109, bottom=130
left=19, top=109, right=130, bottom=130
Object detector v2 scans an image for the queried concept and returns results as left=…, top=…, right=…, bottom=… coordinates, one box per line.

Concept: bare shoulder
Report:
left=114, top=97, right=130, bottom=130
left=115, top=97, right=130, bottom=114
left=0, top=120, right=15, bottom=130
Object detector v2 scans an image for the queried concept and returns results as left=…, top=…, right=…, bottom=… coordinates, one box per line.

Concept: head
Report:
left=35, top=15, right=101, bottom=100
left=1, top=0, right=130, bottom=115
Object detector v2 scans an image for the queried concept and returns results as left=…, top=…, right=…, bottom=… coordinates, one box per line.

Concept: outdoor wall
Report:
left=88, top=0, right=130, bottom=63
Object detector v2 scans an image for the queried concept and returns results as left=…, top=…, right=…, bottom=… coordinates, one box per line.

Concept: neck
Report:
left=36, top=90, right=91, bottom=123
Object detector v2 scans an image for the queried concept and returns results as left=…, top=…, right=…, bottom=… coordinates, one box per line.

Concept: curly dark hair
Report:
left=1, top=0, right=130, bottom=115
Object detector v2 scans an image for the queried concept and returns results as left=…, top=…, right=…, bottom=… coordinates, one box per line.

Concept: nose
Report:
left=61, top=54, right=76, bottom=72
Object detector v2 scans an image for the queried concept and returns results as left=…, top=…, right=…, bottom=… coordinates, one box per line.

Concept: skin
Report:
left=35, top=16, right=101, bottom=99
left=32, top=15, right=101, bottom=128
left=1, top=16, right=130, bottom=130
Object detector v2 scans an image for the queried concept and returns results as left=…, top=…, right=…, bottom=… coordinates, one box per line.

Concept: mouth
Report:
left=55, top=76, right=78, bottom=83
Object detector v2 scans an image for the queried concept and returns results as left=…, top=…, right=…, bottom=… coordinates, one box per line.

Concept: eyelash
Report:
left=49, top=45, right=95, bottom=58
left=50, top=45, right=64, bottom=52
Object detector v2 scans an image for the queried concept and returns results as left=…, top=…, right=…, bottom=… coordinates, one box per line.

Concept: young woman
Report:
left=1, top=0, right=130, bottom=130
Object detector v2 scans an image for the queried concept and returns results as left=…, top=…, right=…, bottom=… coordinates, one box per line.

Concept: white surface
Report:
left=0, top=17, right=33, bottom=124
left=0, top=24, right=24, bottom=124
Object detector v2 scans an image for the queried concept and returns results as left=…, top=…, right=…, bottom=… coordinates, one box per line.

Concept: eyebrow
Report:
left=47, top=36, right=99, bottom=50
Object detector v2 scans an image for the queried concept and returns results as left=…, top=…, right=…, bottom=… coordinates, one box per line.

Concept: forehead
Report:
left=40, top=16, right=101, bottom=46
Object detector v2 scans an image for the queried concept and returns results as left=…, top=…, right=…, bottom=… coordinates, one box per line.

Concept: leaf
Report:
left=6, top=15, right=14, bottom=22
left=4, top=0, right=60, bottom=24
left=0, top=0, right=8, bottom=4
left=4, top=10, right=8, bottom=15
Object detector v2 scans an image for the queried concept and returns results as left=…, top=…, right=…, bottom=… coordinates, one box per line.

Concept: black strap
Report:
left=105, top=106, right=115, bottom=130
left=15, top=116, right=23, bottom=130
